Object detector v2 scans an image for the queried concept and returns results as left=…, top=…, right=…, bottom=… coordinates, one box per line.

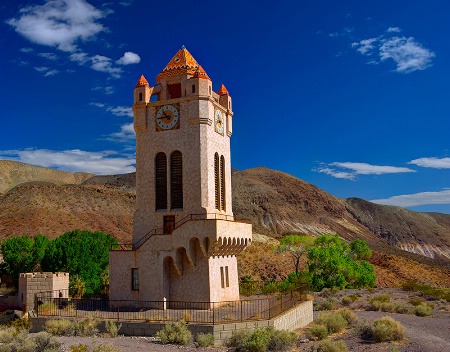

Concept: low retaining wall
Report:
left=31, top=300, right=313, bottom=345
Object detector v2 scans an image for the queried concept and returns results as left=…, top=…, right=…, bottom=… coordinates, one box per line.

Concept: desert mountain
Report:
left=0, top=160, right=93, bottom=194
left=0, top=160, right=449, bottom=287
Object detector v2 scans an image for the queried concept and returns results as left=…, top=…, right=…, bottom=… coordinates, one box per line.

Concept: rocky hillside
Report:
left=0, top=160, right=92, bottom=194
left=1, top=161, right=449, bottom=287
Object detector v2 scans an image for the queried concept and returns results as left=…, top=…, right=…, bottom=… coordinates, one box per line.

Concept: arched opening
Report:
left=214, top=153, right=220, bottom=210
left=220, top=155, right=226, bottom=211
left=170, top=151, right=183, bottom=209
left=155, top=152, right=167, bottom=210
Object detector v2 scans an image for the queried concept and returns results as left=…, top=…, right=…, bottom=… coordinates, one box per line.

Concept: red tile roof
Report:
left=156, top=46, right=210, bottom=83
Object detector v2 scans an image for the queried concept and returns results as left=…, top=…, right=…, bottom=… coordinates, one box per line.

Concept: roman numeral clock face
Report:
left=156, top=104, right=179, bottom=130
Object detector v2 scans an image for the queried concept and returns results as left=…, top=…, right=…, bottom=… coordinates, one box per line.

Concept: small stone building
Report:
left=18, top=272, right=69, bottom=311
left=109, top=47, right=252, bottom=303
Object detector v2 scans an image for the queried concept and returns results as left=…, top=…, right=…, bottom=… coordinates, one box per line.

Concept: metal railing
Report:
left=35, top=284, right=308, bottom=324
left=115, top=213, right=251, bottom=250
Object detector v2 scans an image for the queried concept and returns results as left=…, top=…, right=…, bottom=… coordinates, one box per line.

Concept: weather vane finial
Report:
left=181, top=45, right=186, bottom=49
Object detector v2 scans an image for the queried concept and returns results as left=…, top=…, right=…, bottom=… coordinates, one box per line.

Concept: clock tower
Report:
left=110, top=47, right=252, bottom=304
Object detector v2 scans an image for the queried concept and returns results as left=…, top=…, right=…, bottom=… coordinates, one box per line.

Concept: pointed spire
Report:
left=135, top=74, right=148, bottom=88
left=156, top=46, right=210, bottom=83
left=217, top=84, right=229, bottom=96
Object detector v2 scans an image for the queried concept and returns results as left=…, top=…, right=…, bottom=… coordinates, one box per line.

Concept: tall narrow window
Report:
left=171, top=151, right=183, bottom=209
left=220, top=155, right=226, bottom=211
left=225, top=266, right=229, bottom=287
left=214, top=153, right=220, bottom=210
left=192, top=84, right=195, bottom=93
left=131, top=268, right=139, bottom=291
left=155, top=152, right=167, bottom=210
left=139, top=92, right=143, bottom=101
left=220, top=267, right=225, bottom=288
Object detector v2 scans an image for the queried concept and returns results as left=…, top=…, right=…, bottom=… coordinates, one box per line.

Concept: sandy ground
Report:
left=50, top=288, right=450, bottom=352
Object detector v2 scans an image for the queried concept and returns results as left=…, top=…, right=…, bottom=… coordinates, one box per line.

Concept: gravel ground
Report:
left=52, top=288, right=450, bottom=352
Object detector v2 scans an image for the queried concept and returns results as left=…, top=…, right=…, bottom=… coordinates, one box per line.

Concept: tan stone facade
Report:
left=109, top=47, right=252, bottom=303
left=18, top=272, right=69, bottom=312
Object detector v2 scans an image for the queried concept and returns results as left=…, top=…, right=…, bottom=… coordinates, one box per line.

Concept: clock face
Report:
left=215, top=109, right=224, bottom=135
left=156, top=105, right=179, bottom=130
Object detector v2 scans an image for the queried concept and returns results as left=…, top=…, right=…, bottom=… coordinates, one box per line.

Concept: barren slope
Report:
left=0, top=183, right=134, bottom=242
left=0, top=160, right=93, bottom=194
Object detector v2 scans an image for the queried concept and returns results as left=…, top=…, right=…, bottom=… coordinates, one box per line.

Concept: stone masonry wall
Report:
left=18, top=272, right=69, bottom=312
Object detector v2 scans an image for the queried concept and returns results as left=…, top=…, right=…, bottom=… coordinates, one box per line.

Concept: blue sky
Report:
left=1, top=0, right=450, bottom=213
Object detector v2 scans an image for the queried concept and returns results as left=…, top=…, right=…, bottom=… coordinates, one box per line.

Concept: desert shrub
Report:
left=371, top=317, right=406, bottom=342
left=33, top=331, right=61, bottom=352
left=368, top=301, right=411, bottom=314
left=311, top=339, right=348, bottom=352
left=369, top=295, right=390, bottom=304
left=409, top=297, right=425, bottom=306
left=38, top=302, right=58, bottom=315
left=92, top=343, right=123, bottom=352
left=341, top=296, right=353, bottom=306
left=196, top=332, right=215, bottom=347
left=262, top=281, right=279, bottom=295
left=45, top=319, right=75, bottom=336
left=70, top=344, right=89, bottom=352
left=415, top=303, right=433, bottom=317
left=9, top=317, right=32, bottom=331
left=0, top=329, right=60, bottom=352
left=228, top=327, right=295, bottom=352
left=0, top=327, right=15, bottom=343
left=239, top=329, right=270, bottom=352
left=266, top=326, right=296, bottom=351
left=155, top=320, right=192, bottom=345
left=336, top=309, right=357, bottom=325
left=356, top=320, right=374, bottom=341
left=315, top=312, right=348, bottom=333
left=320, top=298, right=339, bottom=311
left=307, top=324, right=329, bottom=340
left=104, top=320, right=122, bottom=338
left=74, top=316, right=99, bottom=336
left=402, top=280, right=420, bottom=291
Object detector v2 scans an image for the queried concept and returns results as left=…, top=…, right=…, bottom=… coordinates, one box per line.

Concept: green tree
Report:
left=275, top=235, right=314, bottom=274
left=41, top=230, right=118, bottom=295
left=1, top=234, right=50, bottom=283
left=307, top=234, right=376, bottom=291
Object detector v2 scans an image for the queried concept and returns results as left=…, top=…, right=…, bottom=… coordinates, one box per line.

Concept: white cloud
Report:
left=70, top=52, right=90, bottom=65
left=7, top=0, right=107, bottom=52
left=409, top=157, right=450, bottom=169
left=91, top=55, right=122, bottom=78
left=352, top=38, right=378, bottom=55
left=116, top=52, right=141, bottom=65
left=379, top=36, right=435, bottom=73
left=387, top=27, right=401, bottom=33
left=92, top=86, right=114, bottom=95
left=372, top=190, right=450, bottom=207
left=34, top=66, right=59, bottom=76
left=352, top=30, right=435, bottom=73
left=0, top=149, right=135, bottom=175
left=38, top=52, right=58, bottom=60
left=20, top=47, right=34, bottom=53
left=317, top=167, right=356, bottom=180
left=317, top=162, right=415, bottom=180
left=90, top=103, right=132, bottom=117
left=105, top=123, right=135, bottom=142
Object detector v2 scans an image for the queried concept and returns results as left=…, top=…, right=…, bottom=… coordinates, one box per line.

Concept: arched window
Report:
left=155, top=152, right=167, bottom=210
left=214, top=153, right=220, bottom=210
left=220, top=155, right=226, bottom=211
left=171, top=151, right=183, bottom=209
